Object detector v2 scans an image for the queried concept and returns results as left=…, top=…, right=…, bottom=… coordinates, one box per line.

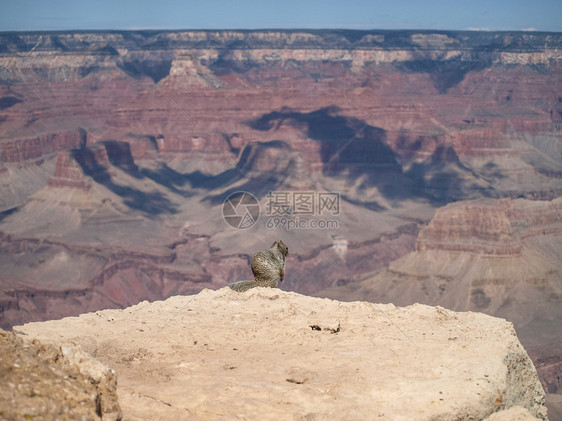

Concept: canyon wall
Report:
left=0, top=29, right=561, bottom=410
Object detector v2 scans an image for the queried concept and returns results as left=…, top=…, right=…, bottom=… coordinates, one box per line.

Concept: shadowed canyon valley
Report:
left=0, top=29, right=561, bottom=410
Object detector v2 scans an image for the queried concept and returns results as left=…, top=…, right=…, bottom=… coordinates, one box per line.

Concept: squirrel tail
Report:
left=228, top=280, right=257, bottom=293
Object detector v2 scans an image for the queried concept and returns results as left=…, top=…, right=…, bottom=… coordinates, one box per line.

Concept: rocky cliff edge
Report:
left=0, top=329, right=121, bottom=420
left=15, top=288, right=547, bottom=420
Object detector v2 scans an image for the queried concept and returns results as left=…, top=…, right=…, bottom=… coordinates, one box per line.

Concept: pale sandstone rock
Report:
left=0, top=329, right=122, bottom=420
left=60, top=345, right=122, bottom=420
left=484, top=405, right=541, bottom=420
left=18, top=288, right=547, bottom=420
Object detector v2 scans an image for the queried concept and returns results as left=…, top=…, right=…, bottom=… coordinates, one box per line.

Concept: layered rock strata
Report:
left=0, top=29, right=560, bottom=407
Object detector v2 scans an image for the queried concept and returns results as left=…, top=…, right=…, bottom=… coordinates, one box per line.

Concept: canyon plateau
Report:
left=0, top=29, right=561, bottom=414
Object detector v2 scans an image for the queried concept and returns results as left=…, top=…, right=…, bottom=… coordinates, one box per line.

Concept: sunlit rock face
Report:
left=16, top=288, right=549, bottom=420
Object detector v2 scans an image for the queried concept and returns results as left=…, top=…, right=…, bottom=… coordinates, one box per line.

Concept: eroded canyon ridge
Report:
left=0, top=30, right=561, bottom=394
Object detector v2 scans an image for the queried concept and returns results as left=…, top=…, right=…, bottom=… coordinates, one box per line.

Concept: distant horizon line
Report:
left=1, top=27, right=560, bottom=35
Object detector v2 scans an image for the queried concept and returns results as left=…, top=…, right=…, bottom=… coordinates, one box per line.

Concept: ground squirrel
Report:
left=229, top=240, right=289, bottom=292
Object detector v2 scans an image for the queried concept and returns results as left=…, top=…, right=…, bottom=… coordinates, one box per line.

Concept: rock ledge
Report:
left=17, top=288, right=547, bottom=420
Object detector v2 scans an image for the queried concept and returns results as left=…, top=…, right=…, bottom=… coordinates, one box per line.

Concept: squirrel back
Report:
left=229, top=240, right=289, bottom=292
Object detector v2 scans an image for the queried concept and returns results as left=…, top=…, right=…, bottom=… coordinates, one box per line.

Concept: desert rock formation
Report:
left=17, top=288, right=548, bottom=420
left=1, top=29, right=561, bottom=327
left=0, top=29, right=561, bottom=414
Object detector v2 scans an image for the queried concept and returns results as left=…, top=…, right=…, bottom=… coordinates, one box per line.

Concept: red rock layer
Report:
left=47, top=151, right=92, bottom=191
left=416, top=198, right=562, bottom=255
left=0, top=129, right=85, bottom=163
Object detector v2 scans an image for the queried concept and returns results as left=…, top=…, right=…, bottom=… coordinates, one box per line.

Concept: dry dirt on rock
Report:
left=16, top=288, right=548, bottom=420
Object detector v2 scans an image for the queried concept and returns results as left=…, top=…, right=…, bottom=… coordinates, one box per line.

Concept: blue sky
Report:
left=1, top=0, right=560, bottom=32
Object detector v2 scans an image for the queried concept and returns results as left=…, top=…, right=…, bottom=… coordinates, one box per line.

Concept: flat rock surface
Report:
left=17, top=288, right=547, bottom=420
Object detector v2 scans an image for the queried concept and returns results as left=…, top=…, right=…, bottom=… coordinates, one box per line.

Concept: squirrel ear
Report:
left=278, top=241, right=288, bottom=255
